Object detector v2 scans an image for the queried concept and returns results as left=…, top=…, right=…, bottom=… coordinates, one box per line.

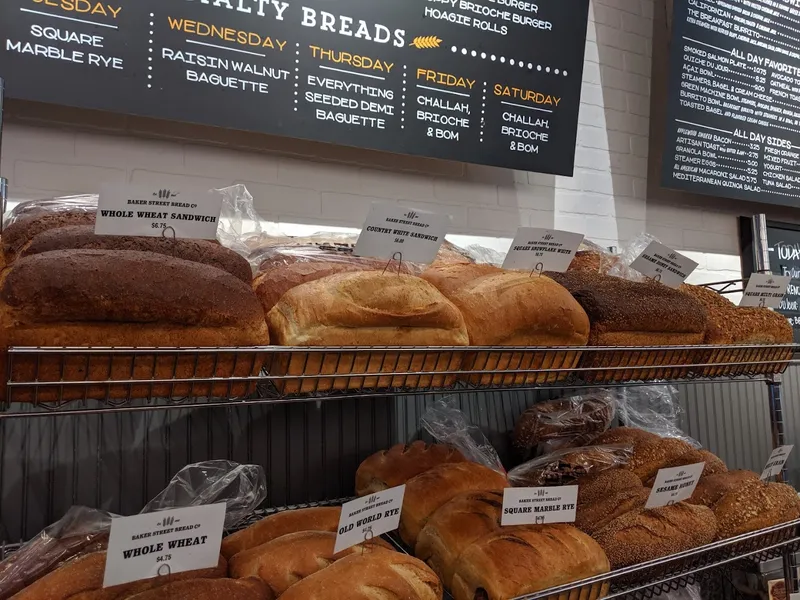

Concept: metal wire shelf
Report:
left=1, top=344, right=797, bottom=416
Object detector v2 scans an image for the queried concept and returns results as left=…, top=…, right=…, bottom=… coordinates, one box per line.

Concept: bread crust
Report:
left=2, top=210, right=96, bottom=261
left=714, top=479, right=800, bottom=539
left=20, top=225, right=252, bottom=283
left=220, top=507, right=341, bottom=559
left=125, top=578, right=272, bottom=600
left=355, top=442, right=466, bottom=497
left=593, top=503, right=718, bottom=568
left=626, top=438, right=696, bottom=482
left=687, top=470, right=759, bottom=507
left=576, top=486, right=650, bottom=535
left=414, top=490, right=503, bottom=588
left=400, top=462, right=508, bottom=548
left=277, top=552, right=443, bottom=600
left=228, top=531, right=393, bottom=597
left=449, top=525, right=610, bottom=600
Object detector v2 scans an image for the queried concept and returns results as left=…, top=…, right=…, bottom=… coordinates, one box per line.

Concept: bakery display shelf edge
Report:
left=385, top=520, right=800, bottom=600
left=2, top=344, right=798, bottom=416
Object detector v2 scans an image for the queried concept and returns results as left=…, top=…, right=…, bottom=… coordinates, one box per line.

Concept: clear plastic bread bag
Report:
left=606, top=232, right=659, bottom=282
left=0, top=460, right=266, bottom=599
left=512, top=388, right=621, bottom=458
left=507, top=443, right=634, bottom=487
left=421, top=396, right=506, bottom=474
left=616, top=385, right=701, bottom=448
left=4, top=195, right=98, bottom=228
left=461, top=243, right=505, bottom=266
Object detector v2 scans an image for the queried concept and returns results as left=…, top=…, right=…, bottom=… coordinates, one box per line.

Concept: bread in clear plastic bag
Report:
left=607, top=232, right=659, bottom=282
left=616, top=385, right=700, bottom=447
left=421, top=397, right=506, bottom=474
left=4, top=195, right=98, bottom=228
left=215, top=184, right=272, bottom=261
left=512, top=389, right=620, bottom=458
left=507, top=443, right=634, bottom=487
left=569, top=239, right=620, bottom=274
left=0, top=461, right=266, bottom=599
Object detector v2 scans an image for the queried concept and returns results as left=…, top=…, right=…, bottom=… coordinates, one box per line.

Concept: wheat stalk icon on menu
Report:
left=410, top=36, right=442, bottom=49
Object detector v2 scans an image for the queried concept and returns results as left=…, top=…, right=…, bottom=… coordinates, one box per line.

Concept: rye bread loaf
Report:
left=228, top=531, right=393, bottom=597
left=221, top=506, right=341, bottom=559
left=20, top=225, right=251, bottom=282
left=575, top=468, right=644, bottom=507
left=593, top=503, right=718, bottom=568
left=2, top=210, right=96, bottom=262
left=449, top=525, right=610, bottom=600
left=355, top=442, right=466, bottom=497
left=277, top=551, right=443, bottom=600
left=0, top=249, right=269, bottom=402
left=414, top=490, right=503, bottom=588
left=400, top=462, right=508, bottom=548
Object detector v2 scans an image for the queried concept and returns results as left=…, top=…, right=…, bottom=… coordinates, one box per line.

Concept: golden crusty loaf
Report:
left=265, top=271, right=468, bottom=393
left=228, top=531, right=393, bottom=597
left=546, top=271, right=708, bottom=345
left=2, top=210, right=96, bottom=262
left=422, top=264, right=590, bottom=385
left=221, top=506, right=341, bottom=559
left=593, top=503, right=717, bottom=568
left=687, top=470, right=760, bottom=507
left=450, top=525, right=610, bottom=600
left=643, top=449, right=727, bottom=487
left=626, top=438, right=696, bottom=482
left=267, top=271, right=468, bottom=347
left=680, top=284, right=793, bottom=344
left=278, top=551, right=443, bottom=600
left=576, top=487, right=650, bottom=536
left=423, top=266, right=589, bottom=347
left=126, top=578, right=272, bottom=600
left=714, top=479, right=800, bottom=539
left=400, top=462, right=508, bottom=547
left=11, top=552, right=227, bottom=600
left=20, top=225, right=252, bottom=282
left=592, top=427, right=661, bottom=450
left=0, top=250, right=269, bottom=403
left=414, top=490, right=503, bottom=589
left=355, top=442, right=466, bottom=497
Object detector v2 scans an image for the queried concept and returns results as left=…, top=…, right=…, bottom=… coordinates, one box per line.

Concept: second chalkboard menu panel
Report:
left=0, top=0, right=590, bottom=175
left=663, top=0, right=800, bottom=207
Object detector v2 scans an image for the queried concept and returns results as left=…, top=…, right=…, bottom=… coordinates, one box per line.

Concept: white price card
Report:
left=96, top=184, right=224, bottom=240
left=103, top=503, right=226, bottom=588
left=740, top=274, right=792, bottom=308
left=630, top=241, right=698, bottom=288
left=501, top=486, right=579, bottom=526
left=502, top=228, right=585, bottom=273
left=354, top=204, right=449, bottom=265
left=334, top=485, right=405, bottom=554
left=761, top=445, right=793, bottom=480
left=646, top=462, right=705, bottom=509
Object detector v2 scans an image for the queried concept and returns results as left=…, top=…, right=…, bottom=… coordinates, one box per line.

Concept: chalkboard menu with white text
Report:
left=0, top=0, right=590, bottom=175
left=663, top=0, right=800, bottom=207
left=766, top=222, right=800, bottom=343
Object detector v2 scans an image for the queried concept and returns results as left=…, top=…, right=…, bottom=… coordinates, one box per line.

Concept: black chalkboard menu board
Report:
left=0, top=0, right=589, bottom=175
left=662, top=0, right=800, bottom=207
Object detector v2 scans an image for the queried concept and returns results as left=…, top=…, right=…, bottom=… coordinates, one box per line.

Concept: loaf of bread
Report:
left=0, top=250, right=269, bottom=402
left=11, top=552, right=226, bottom=600
left=593, top=503, right=718, bottom=568
left=400, top=462, right=508, bottom=547
left=414, top=490, right=503, bottom=588
left=626, top=438, right=696, bottom=482
left=576, top=468, right=643, bottom=507
left=221, top=506, right=341, bottom=559
left=575, top=486, right=650, bottom=535
left=126, top=578, right=271, bottom=600
left=229, top=531, right=393, bottom=596
left=512, top=392, right=615, bottom=453
left=592, top=427, right=661, bottom=449
left=714, top=479, right=800, bottom=539
left=355, top=442, right=466, bottom=497
left=252, top=246, right=415, bottom=313
left=278, top=551, right=443, bottom=600
left=20, top=225, right=252, bottom=282
left=449, top=525, right=610, bottom=600
left=265, top=271, right=469, bottom=393
left=2, top=209, right=96, bottom=262
left=680, top=284, right=793, bottom=345
left=508, top=444, right=634, bottom=487
left=422, top=264, right=590, bottom=385
left=643, top=449, right=727, bottom=487
left=687, top=470, right=760, bottom=507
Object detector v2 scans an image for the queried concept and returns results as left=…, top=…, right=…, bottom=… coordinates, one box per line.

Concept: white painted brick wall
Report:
left=0, top=0, right=755, bottom=282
